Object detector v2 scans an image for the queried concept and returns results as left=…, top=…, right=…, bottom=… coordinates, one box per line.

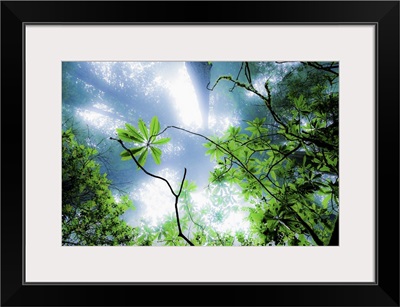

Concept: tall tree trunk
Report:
left=328, top=216, right=339, bottom=246
left=185, top=62, right=212, bottom=129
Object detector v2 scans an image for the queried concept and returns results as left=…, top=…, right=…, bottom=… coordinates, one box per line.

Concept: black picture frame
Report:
left=1, top=1, right=399, bottom=306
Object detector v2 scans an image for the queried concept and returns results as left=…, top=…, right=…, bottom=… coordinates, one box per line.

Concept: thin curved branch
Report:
left=229, top=62, right=244, bottom=92
left=185, top=201, right=205, bottom=231
left=244, top=62, right=252, bottom=85
left=110, top=137, right=194, bottom=246
left=208, top=76, right=286, bottom=128
left=300, top=61, right=339, bottom=76
left=264, top=143, right=302, bottom=181
left=110, top=137, right=177, bottom=197
left=289, top=208, right=324, bottom=246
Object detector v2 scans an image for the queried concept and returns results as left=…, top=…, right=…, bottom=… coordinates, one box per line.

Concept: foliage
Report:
left=202, top=62, right=339, bottom=246
left=64, top=61, right=339, bottom=246
left=62, top=129, right=136, bottom=246
left=117, top=116, right=170, bottom=167
left=111, top=62, right=339, bottom=246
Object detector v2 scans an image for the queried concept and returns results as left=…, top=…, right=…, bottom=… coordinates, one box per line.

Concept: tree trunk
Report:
left=328, top=216, right=339, bottom=246
left=185, top=62, right=212, bottom=129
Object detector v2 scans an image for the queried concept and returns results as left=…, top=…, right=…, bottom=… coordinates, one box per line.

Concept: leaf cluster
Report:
left=117, top=116, right=170, bottom=167
left=62, top=129, right=136, bottom=246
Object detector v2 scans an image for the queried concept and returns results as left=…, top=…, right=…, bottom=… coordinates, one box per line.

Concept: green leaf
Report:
left=131, top=146, right=147, bottom=155
left=152, top=137, right=171, bottom=145
left=266, top=220, right=279, bottom=230
left=138, top=119, right=149, bottom=139
left=270, top=171, right=277, bottom=181
left=116, top=129, right=136, bottom=143
left=149, top=116, right=161, bottom=138
left=250, top=211, right=264, bottom=224
left=120, top=146, right=146, bottom=160
left=124, top=123, right=145, bottom=143
left=150, top=146, right=162, bottom=165
left=302, top=155, right=307, bottom=168
left=120, top=153, right=133, bottom=161
left=245, top=125, right=260, bottom=137
left=322, top=195, right=330, bottom=209
left=319, top=165, right=331, bottom=172
left=137, top=149, right=148, bottom=167
left=183, top=180, right=197, bottom=192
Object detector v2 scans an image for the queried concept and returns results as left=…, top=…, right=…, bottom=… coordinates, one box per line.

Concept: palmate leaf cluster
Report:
left=117, top=116, right=170, bottom=167
left=62, top=129, right=136, bottom=246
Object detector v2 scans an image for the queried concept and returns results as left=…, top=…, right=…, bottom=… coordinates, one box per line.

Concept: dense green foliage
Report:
left=62, top=61, right=339, bottom=246
left=201, top=62, right=339, bottom=246
left=62, top=129, right=136, bottom=245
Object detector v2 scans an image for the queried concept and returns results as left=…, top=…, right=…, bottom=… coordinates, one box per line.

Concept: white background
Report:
left=25, top=25, right=375, bottom=283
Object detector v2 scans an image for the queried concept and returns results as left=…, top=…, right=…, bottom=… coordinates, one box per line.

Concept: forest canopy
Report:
left=62, top=61, right=339, bottom=246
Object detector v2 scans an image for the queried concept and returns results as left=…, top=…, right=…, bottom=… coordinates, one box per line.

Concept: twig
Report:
left=110, top=137, right=194, bottom=246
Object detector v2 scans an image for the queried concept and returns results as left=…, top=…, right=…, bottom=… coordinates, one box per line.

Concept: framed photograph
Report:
left=1, top=1, right=399, bottom=306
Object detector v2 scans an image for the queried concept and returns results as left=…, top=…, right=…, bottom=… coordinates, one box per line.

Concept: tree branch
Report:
left=110, top=137, right=194, bottom=246
left=300, top=61, right=339, bottom=76
left=208, top=76, right=287, bottom=128
left=110, top=137, right=177, bottom=197
left=174, top=168, right=194, bottom=245
left=289, top=208, right=324, bottom=246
